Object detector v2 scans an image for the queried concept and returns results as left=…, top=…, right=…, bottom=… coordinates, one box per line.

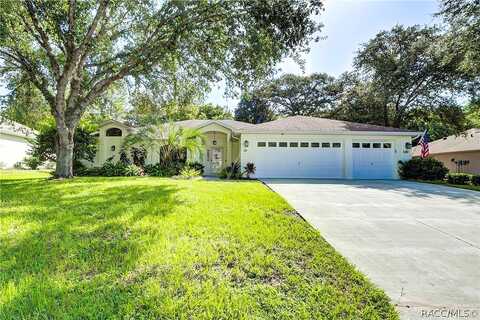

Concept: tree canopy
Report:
left=0, top=0, right=323, bottom=177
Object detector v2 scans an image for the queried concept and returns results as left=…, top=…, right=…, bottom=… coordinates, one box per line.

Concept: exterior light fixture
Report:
left=212, top=131, right=217, bottom=145
left=244, top=140, right=249, bottom=148
left=111, top=145, right=116, bottom=151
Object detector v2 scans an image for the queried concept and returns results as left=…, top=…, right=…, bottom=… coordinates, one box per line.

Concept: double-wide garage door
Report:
left=253, top=140, right=344, bottom=178
left=251, top=139, right=394, bottom=179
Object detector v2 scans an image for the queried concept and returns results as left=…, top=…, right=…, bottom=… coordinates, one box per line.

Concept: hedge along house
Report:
left=91, top=116, right=419, bottom=179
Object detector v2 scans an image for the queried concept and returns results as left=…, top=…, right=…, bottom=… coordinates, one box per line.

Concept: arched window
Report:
left=106, top=127, right=122, bottom=137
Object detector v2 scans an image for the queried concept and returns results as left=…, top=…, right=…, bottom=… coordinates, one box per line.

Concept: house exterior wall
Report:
left=90, top=122, right=131, bottom=167
left=431, top=151, right=480, bottom=174
left=240, top=133, right=412, bottom=179
left=0, top=133, right=33, bottom=168
left=93, top=122, right=239, bottom=172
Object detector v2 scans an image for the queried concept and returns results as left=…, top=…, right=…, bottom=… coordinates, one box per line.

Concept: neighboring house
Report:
left=412, top=128, right=480, bottom=174
left=93, top=116, right=418, bottom=179
left=0, top=120, right=37, bottom=168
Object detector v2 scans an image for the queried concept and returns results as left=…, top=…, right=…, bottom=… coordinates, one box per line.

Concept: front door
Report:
left=205, top=148, right=223, bottom=175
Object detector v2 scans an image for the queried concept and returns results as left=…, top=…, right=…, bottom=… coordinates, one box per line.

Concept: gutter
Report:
left=238, top=130, right=422, bottom=137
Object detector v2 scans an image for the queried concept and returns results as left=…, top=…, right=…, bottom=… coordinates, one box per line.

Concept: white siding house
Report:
left=0, top=120, right=37, bottom=168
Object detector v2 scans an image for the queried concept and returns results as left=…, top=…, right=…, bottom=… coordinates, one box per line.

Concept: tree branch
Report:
left=23, top=0, right=61, bottom=80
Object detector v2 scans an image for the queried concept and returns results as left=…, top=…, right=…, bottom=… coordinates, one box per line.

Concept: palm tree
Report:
left=122, top=123, right=204, bottom=166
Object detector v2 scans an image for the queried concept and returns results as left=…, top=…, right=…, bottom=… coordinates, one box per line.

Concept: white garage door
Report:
left=352, top=142, right=394, bottom=179
left=252, top=141, right=344, bottom=178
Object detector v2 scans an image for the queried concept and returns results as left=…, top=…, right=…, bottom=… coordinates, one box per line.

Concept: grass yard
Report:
left=0, top=170, right=397, bottom=320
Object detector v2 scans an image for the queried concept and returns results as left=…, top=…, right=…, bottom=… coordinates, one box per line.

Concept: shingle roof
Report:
left=176, top=119, right=257, bottom=132
left=0, top=119, right=37, bottom=138
left=245, top=116, right=417, bottom=134
left=99, top=116, right=417, bottom=136
left=412, top=129, right=480, bottom=155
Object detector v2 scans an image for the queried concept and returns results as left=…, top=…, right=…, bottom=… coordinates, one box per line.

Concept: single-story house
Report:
left=0, top=120, right=37, bottom=168
left=412, top=128, right=480, bottom=174
left=93, top=116, right=418, bottom=179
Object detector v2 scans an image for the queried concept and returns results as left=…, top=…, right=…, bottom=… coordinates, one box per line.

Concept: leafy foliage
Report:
left=184, top=161, right=205, bottom=175
left=0, top=73, right=51, bottom=130
left=234, top=94, right=276, bottom=124
left=178, top=167, right=201, bottom=179
left=30, top=124, right=97, bottom=173
left=22, top=155, right=41, bottom=170
left=123, top=123, right=204, bottom=168
left=438, top=0, right=480, bottom=76
left=143, top=163, right=182, bottom=177
left=244, top=162, right=256, bottom=179
left=446, top=173, right=472, bottom=185
left=219, top=161, right=242, bottom=179
left=471, top=175, right=480, bottom=186
left=354, top=25, right=462, bottom=127
left=403, top=104, right=470, bottom=141
left=124, top=164, right=143, bottom=177
left=398, top=157, right=449, bottom=180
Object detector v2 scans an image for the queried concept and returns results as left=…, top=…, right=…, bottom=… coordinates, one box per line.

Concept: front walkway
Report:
left=263, top=179, right=480, bottom=320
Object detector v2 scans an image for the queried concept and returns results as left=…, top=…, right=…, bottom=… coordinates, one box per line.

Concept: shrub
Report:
left=23, top=156, right=41, bottom=170
left=447, top=173, right=472, bottom=185
left=471, top=175, right=480, bottom=186
left=398, top=157, right=449, bottom=180
left=75, top=167, right=103, bottom=176
left=73, top=160, right=87, bottom=176
left=178, top=167, right=201, bottom=179
left=124, top=164, right=143, bottom=176
left=220, top=161, right=242, bottom=179
left=144, top=163, right=178, bottom=177
left=100, top=161, right=128, bottom=177
left=184, top=161, right=205, bottom=174
left=244, top=162, right=256, bottom=179
left=13, top=161, right=24, bottom=169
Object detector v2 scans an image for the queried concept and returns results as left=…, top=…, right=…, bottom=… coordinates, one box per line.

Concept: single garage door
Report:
left=253, top=140, right=344, bottom=178
left=352, top=141, right=394, bottom=179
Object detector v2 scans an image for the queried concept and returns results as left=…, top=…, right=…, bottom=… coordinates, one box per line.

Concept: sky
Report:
left=206, top=0, right=441, bottom=109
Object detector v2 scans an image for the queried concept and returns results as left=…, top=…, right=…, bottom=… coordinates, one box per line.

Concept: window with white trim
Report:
left=257, top=142, right=266, bottom=147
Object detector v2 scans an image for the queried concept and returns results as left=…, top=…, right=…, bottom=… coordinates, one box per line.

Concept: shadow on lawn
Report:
left=0, top=177, right=181, bottom=318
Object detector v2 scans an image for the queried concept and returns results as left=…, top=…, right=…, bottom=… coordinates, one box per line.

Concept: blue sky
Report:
left=207, top=0, right=441, bottom=109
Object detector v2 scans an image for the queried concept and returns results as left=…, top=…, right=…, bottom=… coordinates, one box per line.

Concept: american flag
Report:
left=419, top=130, right=430, bottom=158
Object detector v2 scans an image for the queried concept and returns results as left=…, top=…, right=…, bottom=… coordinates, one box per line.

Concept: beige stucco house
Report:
left=413, top=128, right=480, bottom=174
left=92, top=116, right=418, bottom=179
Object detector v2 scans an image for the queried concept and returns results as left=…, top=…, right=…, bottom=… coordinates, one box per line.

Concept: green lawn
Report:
left=1, top=170, right=397, bottom=319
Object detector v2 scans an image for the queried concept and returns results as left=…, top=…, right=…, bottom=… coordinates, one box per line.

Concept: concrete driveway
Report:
left=263, top=179, right=480, bottom=320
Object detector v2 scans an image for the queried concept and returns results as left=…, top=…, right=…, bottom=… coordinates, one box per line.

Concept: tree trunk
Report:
left=55, top=126, right=75, bottom=178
